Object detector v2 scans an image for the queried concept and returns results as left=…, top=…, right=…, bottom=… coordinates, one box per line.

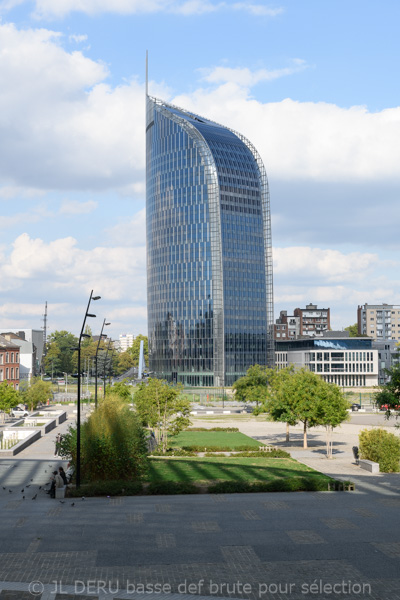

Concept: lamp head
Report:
left=92, top=295, right=101, bottom=301
left=87, top=313, right=96, bottom=318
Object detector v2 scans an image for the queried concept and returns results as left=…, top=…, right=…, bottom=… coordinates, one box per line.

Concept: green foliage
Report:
left=0, top=381, right=19, bottom=414
left=186, top=427, right=239, bottom=432
left=21, top=378, right=53, bottom=411
left=150, top=448, right=197, bottom=457
left=359, top=428, right=400, bottom=472
left=146, top=481, right=199, bottom=495
left=266, top=367, right=349, bottom=451
left=344, top=323, right=359, bottom=337
left=232, top=364, right=270, bottom=407
left=115, top=351, right=135, bottom=375
left=168, top=430, right=260, bottom=450
left=69, top=480, right=143, bottom=497
left=180, top=444, right=262, bottom=452
left=106, top=380, right=132, bottom=401
left=129, top=334, right=148, bottom=367
left=375, top=360, right=400, bottom=419
left=45, top=330, right=78, bottom=375
left=208, top=476, right=339, bottom=494
left=133, top=378, right=191, bottom=453
left=59, top=394, right=149, bottom=482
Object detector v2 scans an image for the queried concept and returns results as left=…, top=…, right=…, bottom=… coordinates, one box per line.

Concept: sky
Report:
left=0, top=0, right=400, bottom=343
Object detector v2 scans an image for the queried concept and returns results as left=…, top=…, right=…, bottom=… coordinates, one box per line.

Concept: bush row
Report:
left=186, top=427, right=239, bottom=432
left=203, top=449, right=291, bottom=458
left=180, top=444, right=260, bottom=452
left=69, top=475, right=343, bottom=497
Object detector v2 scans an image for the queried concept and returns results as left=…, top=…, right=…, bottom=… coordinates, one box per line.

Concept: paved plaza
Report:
left=1, top=409, right=400, bottom=599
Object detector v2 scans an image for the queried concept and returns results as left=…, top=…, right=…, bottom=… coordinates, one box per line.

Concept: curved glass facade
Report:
left=146, top=96, right=273, bottom=387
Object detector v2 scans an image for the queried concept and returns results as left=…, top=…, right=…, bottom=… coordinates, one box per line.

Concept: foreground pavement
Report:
left=0, top=412, right=400, bottom=599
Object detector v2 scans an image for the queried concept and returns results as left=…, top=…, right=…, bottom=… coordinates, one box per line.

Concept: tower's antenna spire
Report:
left=146, top=50, right=148, bottom=97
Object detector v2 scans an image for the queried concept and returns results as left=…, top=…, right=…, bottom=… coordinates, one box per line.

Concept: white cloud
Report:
left=200, top=60, right=308, bottom=86
left=106, top=208, right=146, bottom=247
left=273, top=247, right=380, bottom=283
left=172, top=86, right=400, bottom=182
left=3, top=0, right=283, bottom=18
left=68, top=34, right=88, bottom=43
left=0, top=23, right=146, bottom=192
left=59, top=199, right=98, bottom=215
left=232, top=3, right=283, bottom=16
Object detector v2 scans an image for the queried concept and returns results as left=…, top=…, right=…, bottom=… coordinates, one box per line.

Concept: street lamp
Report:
left=103, top=339, right=113, bottom=399
left=77, top=290, right=100, bottom=489
left=95, top=319, right=110, bottom=408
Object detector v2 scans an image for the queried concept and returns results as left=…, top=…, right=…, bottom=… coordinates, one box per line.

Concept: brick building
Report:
left=0, top=334, right=20, bottom=389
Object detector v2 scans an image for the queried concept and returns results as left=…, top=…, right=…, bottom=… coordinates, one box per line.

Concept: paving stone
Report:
left=241, top=510, right=260, bottom=520
left=191, top=521, right=221, bottom=532
left=221, top=545, right=261, bottom=565
left=352, top=507, right=377, bottom=518
left=155, top=504, right=171, bottom=513
left=127, top=512, right=144, bottom=524
left=261, top=500, right=290, bottom=510
left=321, top=518, right=358, bottom=530
left=156, top=533, right=176, bottom=549
left=286, top=530, right=326, bottom=544
left=0, top=592, right=41, bottom=600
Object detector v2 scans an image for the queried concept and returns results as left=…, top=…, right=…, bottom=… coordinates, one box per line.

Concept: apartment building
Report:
left=357, top=303, right=400, bottom=341
left=274, top=311, right=300, bottom=340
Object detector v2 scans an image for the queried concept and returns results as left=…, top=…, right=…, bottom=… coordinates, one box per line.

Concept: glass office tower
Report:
left=146, top=96, right=273, bottom=387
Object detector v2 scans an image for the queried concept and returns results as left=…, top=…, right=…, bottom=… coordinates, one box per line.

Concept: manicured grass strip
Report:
left=146, top=456, right=331, bottom=486
left=169, top=431, right=261, bottom=450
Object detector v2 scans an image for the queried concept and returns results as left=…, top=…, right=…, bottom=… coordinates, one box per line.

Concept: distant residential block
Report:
left=275, top=303, right=330, bottom=340
left=358, top=303, right=400, bottom=341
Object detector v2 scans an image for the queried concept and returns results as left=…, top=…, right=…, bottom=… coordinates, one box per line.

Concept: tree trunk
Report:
left=303, top=421, right=308, bottom=448
left=286, top=422, right=290, bottom=443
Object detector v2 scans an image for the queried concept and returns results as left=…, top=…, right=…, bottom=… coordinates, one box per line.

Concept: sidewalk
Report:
left=0, top=412, right=400, bottom=599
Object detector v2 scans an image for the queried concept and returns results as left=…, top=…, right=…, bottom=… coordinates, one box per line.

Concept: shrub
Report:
left=359, top=428, right=400, bottom=472
left=186, top=427, right=239, bottom=432
left=58, top=395, right=149, bottom=482
left=181, top=444, right=259, bottom=452
left=208, top=476, right=340, bottom=494
left=150, top=448, right=196, bottom=457
left=146, top=481, right=199, bottom=495
left=69, top=480, right=143, bottom=497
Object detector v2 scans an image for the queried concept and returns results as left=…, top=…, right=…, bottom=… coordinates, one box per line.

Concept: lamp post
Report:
left=103, top=339, right=113, bottom=399
left=95, top=319, right=110, bottom=409
left=77, top=290, right=100, bottom=489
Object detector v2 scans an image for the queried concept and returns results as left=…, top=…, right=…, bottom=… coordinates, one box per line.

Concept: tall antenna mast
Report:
left=146, top=50, right=148, bottom=97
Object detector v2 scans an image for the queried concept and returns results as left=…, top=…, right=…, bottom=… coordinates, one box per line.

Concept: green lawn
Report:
left=168, top=430, right=261, bottom=449
left=147, top=455, right=329, bottom=485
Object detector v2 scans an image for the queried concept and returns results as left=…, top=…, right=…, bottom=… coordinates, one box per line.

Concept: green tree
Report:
left=45, top=330, right=78, bottom=375
left=313, top=384, right=350, bottom=457
left=0, top=382, right=19, bottom=418
left=106, top=380, right=132, bottom=402
left=115, top=350, right=135, bottom=375
left=375, top=360, right=400, bottom=419
left=232, top=364, right=270, bottom=412
left=22, top=378, right=53, bottom=411
left=265, top=367, right=348, bottom=449
left=263, top=367, right=301, bottom=442
left=129, top=335, right=148, bottom=367
left=344, top=324, right=359, bottom=337
left=133, top=378, right=191, bottom=453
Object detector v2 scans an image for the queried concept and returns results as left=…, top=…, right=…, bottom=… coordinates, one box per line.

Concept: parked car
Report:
left=11, top=407, right=29, bottom=418
left=351, top=403, right=361, bottom=411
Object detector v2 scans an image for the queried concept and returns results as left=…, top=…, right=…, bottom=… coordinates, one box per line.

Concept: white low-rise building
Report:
left=276, top=332, right=378, bottom=388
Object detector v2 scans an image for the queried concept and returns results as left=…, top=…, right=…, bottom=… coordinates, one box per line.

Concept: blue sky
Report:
left=0, top=0, right=400, bottom=342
